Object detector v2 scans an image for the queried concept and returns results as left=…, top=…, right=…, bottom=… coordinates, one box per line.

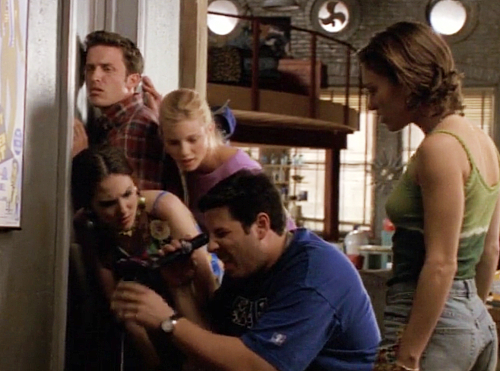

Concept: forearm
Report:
left=171, top=284, right=210, bottom=329
left=171, top=318, right=275, bottom=371
left=475, top=245, right=499, bottom=301
left=125, top=321, right=161, bottom=369
left=192, top=250, right=218, bottom=307
left=398, top=261, right=456, bottom=362
left=164, top=250, right=217, bottom=325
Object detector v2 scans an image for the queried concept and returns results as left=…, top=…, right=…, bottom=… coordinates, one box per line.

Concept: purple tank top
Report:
left=186, top=149, right=261, bottom=229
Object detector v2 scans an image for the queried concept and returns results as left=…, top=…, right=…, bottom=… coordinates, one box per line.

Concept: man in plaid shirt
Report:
left=73, top=30, right=179, bottom=192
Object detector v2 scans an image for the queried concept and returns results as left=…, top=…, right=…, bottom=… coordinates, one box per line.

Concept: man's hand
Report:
left=142, top=76, right=162, bottom=118
left=72, top=118, right=88, bottom=158
left=111, top=281, right=175, bottom=329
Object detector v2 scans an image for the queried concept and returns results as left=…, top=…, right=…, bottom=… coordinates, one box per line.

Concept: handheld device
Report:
left=152, top=233, right=209, bottom=267
left=115, top=233, right=209, bottom=282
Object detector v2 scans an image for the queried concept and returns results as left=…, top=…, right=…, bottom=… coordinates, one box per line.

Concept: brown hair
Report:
left=85, top=30, right=144, bottom=75
left=358, top=21, right=464, bottom=118
left=159, top=88, right=224, bottom=148
left=72, top=146, right=134, bottom=209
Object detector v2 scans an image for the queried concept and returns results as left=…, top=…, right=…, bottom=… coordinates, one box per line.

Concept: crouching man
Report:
left=111, top=170, right=380, bottom=371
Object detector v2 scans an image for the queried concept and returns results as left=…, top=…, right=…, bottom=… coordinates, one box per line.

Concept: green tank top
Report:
left=385, top=130, right=500, bottom=285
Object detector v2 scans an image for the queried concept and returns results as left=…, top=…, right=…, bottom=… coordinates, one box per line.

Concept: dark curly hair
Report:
left=72, top=146, right=134, bottom=210
left=85, top=30, right=144, bottom=75
left=358, top=21, right=464, bottom=118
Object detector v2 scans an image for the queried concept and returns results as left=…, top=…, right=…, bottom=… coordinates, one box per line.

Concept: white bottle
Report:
left=344, top=226, right=369, bottom=256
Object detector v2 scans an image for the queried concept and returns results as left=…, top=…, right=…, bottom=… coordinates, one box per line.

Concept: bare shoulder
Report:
left=417, top=131, right=464, bottom=161
left=415, top=133, right=467, bottom=181
left=141, top=190, right=184, bottom=214
left=218, top=145, right=239, bottom=162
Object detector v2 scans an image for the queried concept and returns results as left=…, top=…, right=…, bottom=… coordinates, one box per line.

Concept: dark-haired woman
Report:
left=359, top=22, right=500, bottom=371
left=72, top=146, right=215, bottom=370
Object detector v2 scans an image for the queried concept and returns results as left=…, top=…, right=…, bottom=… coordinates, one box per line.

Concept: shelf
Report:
left=262, top=163, right=306, bottom=168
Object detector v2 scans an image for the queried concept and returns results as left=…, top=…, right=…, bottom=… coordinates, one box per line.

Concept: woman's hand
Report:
left=142, top=76, right=162, bottom=117
left=373, top=344, right=420, bottom=371
left=72, top=118, right=88, bottom=158
left=373, top=361, right=420, bottom=371
left=158, top=237, right=198, bottom=289
left=111, top=280, right=174, bottom=329
left=396, top=350, right=420, bottom=370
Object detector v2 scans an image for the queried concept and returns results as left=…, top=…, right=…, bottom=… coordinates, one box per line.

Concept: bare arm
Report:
left=396, top=135, right=463, bottom=369
left=143, top=190, right=199, bottom=239
left=143, top=191, right=217, bottom=322
left=172, top=319, right=278, bottom=371
left=475, top=196, right=500, bottom=300
left=112, top=282, right=278, bottom=371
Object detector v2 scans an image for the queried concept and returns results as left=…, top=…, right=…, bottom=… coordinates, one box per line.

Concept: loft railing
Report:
left=208, top=11, right=362, bottom=129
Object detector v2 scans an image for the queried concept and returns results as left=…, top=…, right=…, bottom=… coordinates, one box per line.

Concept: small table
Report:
left=359, top=245, right=392, bottom=270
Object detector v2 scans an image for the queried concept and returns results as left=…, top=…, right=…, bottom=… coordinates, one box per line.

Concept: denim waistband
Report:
left=387, top=278, right=477, bottom=299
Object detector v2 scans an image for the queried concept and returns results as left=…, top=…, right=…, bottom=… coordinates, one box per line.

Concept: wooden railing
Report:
left=208, top=11, right=362, bottom=128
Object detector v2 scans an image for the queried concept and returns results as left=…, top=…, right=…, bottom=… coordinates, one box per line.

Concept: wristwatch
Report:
left=160, top=312, right=182, bottom=334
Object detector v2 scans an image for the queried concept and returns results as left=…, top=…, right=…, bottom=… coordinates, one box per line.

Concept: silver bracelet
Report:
left=396, top=363, right=420, bottom=371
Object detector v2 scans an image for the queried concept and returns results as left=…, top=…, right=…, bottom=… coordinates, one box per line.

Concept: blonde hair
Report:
left=159, top=88, right=224, bottom=149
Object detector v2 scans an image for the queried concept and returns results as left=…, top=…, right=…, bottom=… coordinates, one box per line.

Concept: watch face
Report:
left=161, top=318, right=175, bottom=333
left=161, top=314, right=180, bottom=333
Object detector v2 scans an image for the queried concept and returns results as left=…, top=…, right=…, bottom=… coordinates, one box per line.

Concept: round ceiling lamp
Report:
left=429, top=0, right=467, bottom=35
left=207, top=1, right=240, bottom=35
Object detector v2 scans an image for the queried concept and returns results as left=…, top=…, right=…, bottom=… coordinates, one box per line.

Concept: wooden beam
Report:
left=231, top=109, right=353, bottom=134
left=179, top=0, right=207, bottom=99
left=232, top=125, right=347, bottom=149
left=324, top=147, right=341, bottom=241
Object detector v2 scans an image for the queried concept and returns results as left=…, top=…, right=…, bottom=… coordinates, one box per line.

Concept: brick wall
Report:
left=232, top=0, right=500, bottom=87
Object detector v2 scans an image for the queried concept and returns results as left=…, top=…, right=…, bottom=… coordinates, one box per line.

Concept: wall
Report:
left=297, top=0, right=500, bottom=88
left=0, top=0, right=182, bottom=370
left=142, top=0, right=181, bottom=96
left=233, top=0, right=500, bottom=96
left=0, top=0, right=74, bottom=370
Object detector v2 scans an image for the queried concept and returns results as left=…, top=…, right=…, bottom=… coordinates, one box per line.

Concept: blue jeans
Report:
left=381, top=279, right=497, bottom=371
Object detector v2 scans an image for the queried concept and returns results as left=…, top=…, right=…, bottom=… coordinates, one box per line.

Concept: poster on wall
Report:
left=0, top=0, right=28, bottom=228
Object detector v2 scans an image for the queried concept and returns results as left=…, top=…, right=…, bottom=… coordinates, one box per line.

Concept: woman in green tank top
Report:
left=359, top=22, right=500, bottom=371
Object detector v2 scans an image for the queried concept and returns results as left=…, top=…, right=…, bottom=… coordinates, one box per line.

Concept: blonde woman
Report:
left=159, top=88, right=261, bottom=230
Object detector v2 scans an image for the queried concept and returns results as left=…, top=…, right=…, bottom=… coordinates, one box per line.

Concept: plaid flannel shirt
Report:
left=99, top=93, right=165, bottom=190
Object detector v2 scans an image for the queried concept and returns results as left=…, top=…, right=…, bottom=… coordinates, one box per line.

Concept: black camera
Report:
left=115, top=233, right=209, bottom=283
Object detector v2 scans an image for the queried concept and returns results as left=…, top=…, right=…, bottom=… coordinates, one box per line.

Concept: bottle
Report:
left=344, top=225, right=369, bottom=269
left=492, top=270, right=500, bottom=302
left=381, top=218, right=395, bottom=246
left=297, top=154, right=304, bottom=165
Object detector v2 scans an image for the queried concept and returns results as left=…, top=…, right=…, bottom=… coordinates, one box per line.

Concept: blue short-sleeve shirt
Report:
left=209, top=228, right=380, bottom=371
